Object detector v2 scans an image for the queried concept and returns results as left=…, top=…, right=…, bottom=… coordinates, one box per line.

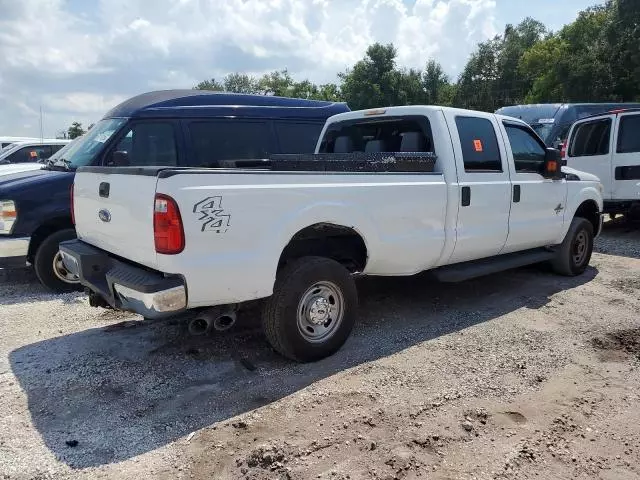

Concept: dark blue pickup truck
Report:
left=0, top=90, right=349, bottom=291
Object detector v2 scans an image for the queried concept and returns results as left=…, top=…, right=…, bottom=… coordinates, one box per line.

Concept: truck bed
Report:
left=73, top=154, right=449, bottom=308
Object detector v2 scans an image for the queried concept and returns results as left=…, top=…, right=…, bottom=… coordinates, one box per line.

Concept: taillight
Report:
left=560, top=140, right=567, bottom=159
left=70, top=183, right=75, bottom=225
left=154, top=194, right=185, bottom=254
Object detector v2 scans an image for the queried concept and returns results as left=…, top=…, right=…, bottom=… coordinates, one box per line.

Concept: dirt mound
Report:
left=593, top=328, right=640, bottom=360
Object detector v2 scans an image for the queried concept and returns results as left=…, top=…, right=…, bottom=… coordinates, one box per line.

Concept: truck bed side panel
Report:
left=155, top=172, right=448, bottom=308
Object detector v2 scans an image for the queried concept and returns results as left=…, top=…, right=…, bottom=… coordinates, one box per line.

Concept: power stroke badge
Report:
left=193, top=196, right=231, bottom=233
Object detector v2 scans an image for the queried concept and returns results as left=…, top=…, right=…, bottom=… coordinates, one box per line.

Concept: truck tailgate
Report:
left=73, top=170, right=159, bottom=269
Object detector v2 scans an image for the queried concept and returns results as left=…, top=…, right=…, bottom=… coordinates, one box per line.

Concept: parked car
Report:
left=0, top=90, right=350, bottom=291
left=0, top=139, right=70, bottom=165
left=60, top=105, right=603, bottom=362
left=495, top=103, right=640, bottom=151
left=564, top=108, right=640, bottom=217
left=0, top=140, right=78, bottom=177
left=0, top=136, right=43, bottom=149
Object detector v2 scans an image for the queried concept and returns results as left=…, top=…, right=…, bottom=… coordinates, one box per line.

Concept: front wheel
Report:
left=34, top=229, right=82, bottom=292
left=262, top=256, right=358, bottom=362
left=550, top=217, right=594, bottom=276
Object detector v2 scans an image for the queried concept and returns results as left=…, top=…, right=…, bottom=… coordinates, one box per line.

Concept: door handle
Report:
left=99, top=182, right=110, bottom=198
left=461, top=186, right=471, bottom=207
left=513, top=185, right=521, bottom=203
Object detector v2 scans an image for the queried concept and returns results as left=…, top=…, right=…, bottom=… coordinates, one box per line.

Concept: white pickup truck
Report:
left=60, top=106, right=604, bottom=362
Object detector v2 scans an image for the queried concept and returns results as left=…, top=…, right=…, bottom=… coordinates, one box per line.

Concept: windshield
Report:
left=497, top=105, right=562, bottom=125
left=53, top=118, right=127, bottom=168
left=530, top=123, right=554, bottom=143
left=39, top=140, right=74, bottom=164
left=0, top=143, right=22, bottom=159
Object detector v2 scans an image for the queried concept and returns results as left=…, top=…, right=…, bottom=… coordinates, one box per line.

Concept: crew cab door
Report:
left=499, top=121, right=567, bottom=252
left=612, top=112, right=640, bottom=201
left=444, top=112, right=512, bottom=264
left=565, top=115, right=615, bottom=198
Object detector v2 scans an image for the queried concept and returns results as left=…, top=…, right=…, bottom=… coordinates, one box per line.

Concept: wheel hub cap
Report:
left=53, top=251, right=80, bottom=284
left=572, top=230, right=588, bottom=265
left=308, top=297, right=331, bottom=325
left=297, top=281, right=345, bottom=343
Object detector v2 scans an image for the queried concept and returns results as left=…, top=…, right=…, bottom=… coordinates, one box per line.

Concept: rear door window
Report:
left=617, top=115, right=640, bottom=154
left=569, top=119, right=611, bottom=157
left=275, top=122, right=323, bottom=153
left=188, top=120, right=273, bottom=166
left=112, top=122, right=178, bottom=166
left=455, top=117, right=502, bottom=172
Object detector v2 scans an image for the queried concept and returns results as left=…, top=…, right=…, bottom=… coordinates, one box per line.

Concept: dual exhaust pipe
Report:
left=188, top=307, right=237, bottom=336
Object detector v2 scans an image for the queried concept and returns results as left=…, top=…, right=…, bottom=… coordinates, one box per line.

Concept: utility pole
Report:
left=39, top=105, right=44, bottom=142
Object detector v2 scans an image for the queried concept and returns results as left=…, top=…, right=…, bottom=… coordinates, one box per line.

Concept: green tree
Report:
left=222, top=73, right=260, bottom=94
left=315, top=83, right=343, bottom=102
left=257, top=69, right=295, bottom=96
left=422, top=60, right=451, bottom=105
left=339, top=43, right=431, bottom=109
left=454, top=37, right=502, bottom=111
left=339, top=43, right=401, bottom=109
left=497, top=18, right=548, bottom=105
left=520, top=5, right=616, bottom=102
left=67, top=122, right=85, bottom=139
left=194, top=78, right=224, bottom=91
left=606, top=0, right=640, bottom=100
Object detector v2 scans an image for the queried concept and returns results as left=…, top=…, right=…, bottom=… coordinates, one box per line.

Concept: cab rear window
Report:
left=319, top=116, right=434, bottom=154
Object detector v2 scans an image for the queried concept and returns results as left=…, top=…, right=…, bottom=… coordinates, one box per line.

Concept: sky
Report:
left=0, top=0, right=597, bottom=138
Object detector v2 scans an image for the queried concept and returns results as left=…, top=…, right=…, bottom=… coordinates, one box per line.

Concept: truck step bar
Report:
left=433, top=248, right=556, bottom=283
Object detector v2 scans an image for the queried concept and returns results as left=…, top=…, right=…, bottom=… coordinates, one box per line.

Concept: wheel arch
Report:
left=559, top=187, right=603, bottom=243
left=277, top=222, right=369, bottom=273
left=574, top=199, right=600, bottom=235
left=27, top=217, right=75, bottom=261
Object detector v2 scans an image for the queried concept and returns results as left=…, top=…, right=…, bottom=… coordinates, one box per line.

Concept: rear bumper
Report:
left=0, top=236, right=30, bottom=269
left=59, top=239, right=187, bottom=319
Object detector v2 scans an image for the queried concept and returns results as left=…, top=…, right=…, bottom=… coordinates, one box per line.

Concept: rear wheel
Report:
left=34, top=229, right=81, bottom=292
left=551, top=217, right=594, bottom=276
left=262, top=256, right=357, bottom=362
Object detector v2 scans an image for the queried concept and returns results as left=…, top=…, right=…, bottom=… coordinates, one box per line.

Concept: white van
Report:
left=565, top=109, right=640, bottom=217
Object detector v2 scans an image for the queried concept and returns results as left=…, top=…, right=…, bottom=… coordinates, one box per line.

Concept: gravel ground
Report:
left=0, top=220, right=639, bottom=480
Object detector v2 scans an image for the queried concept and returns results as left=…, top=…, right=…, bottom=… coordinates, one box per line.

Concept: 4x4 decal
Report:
left=193, top=196, right=231, bottom=233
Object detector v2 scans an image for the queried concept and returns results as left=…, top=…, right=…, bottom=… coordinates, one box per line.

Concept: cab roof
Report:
left=103, top=89, right=350, bottom=120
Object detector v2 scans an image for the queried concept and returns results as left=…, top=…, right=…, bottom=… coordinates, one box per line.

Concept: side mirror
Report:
left=543, top=148, right=562, bottom=179
left=108, top=151, right=130, bottom=167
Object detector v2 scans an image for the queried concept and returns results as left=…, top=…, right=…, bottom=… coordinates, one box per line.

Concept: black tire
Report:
left=550, top=217, right=594, bottom=276
left=34, top=229, right=82, bottom=292
left=262, top=256, right=358, bottom=362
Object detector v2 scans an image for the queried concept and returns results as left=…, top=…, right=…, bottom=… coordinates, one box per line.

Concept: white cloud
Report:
left=0, top=0, right=498, bottom=136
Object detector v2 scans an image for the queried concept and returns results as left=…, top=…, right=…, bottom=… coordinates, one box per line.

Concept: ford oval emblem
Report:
left=98, top=209, right=111, bottom=223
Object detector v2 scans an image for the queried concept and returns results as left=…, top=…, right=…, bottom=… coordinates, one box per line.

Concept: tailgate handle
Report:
left=99, top=182, right=110, bottom=198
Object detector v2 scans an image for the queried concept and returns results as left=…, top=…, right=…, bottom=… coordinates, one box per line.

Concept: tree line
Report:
left=195, top=0, right=640, bottom=112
